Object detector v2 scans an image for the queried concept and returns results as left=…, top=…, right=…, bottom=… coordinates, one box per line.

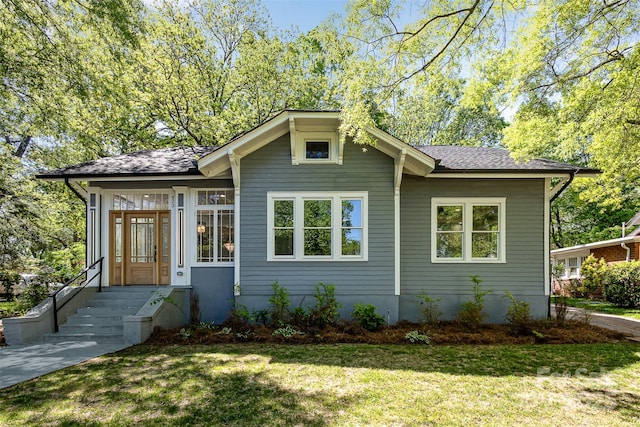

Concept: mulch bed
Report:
left=146, top=320, right=629, bottom=346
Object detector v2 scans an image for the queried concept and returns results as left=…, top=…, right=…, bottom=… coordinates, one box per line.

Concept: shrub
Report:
left=457, top=275, right=491, bottom=331
left=503, top=291, right=532, bottom=335
left=268, top=280, right=291, bottom=327
left=14, top=282, right=50, bottom=314
left=603, top=261, right=640, bottom=307
left=580, top=255, right=607, bottom=298
left=0, top=271, right=20, bottom=301
left=415, top=292, right=442, bottom=325
left=352, top=303, right=385, bottom=331
left=308, top=282, right=341, bottom=328
left=554, top=294, right=568, bottom=326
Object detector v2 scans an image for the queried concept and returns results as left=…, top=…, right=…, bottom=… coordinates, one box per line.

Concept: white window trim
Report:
left=192, top=189, right=235, bottom=267
left=431, top=197, right=506, bottom=263
left=267, top=191, right=368, bottom=261
left=295, top=131, right=340, bottom=164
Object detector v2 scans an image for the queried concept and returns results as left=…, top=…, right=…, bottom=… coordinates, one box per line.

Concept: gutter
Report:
left=621, top=222, right=631, bottom=262
left=64, top=177, right=87, bottom=205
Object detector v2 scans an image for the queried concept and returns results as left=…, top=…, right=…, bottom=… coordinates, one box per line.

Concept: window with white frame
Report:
left=296, top=131, right=339, bottom=164
left=268, top=192, right=367, bottom=261
left=195, top=190, right=234, bottom=264
left=432, top=198, right=506, bottom=263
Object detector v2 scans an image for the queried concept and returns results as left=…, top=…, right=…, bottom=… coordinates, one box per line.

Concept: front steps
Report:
left=43, top=287, right=160, bottom=344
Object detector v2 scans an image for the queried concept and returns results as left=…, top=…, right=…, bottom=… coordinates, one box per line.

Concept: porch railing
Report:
left=50, top=257, right=104, bottom=333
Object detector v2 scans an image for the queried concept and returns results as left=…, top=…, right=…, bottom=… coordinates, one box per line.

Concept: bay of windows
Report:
left=268, top=192, right=367, bottom=261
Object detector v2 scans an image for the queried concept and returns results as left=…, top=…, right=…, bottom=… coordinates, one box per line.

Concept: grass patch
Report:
left=1, top=343, right=640, bottom=426
left=553, top=297, right=640, bottom=320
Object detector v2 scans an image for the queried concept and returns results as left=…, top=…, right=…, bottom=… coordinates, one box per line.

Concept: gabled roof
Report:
left=37, top=110, right=599, bottom=180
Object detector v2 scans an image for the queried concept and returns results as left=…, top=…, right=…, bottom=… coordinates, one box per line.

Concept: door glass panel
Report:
left=115, top=217, right=122, bottom=263
left=130, top=216, right=154, bottom=263
left=162, top=216, right=169, bottom=263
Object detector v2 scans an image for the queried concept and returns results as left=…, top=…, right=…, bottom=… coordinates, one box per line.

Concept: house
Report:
left=31, top=110, right=597, bottom=336
left=551, top=212, right=640, bottom=281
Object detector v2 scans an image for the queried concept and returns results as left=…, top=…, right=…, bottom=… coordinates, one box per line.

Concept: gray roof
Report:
left=37, top=146, right=219, bottom=179
left=417, top=145, right=594, bottom=174
left=38, top=143, right=596, bottom=179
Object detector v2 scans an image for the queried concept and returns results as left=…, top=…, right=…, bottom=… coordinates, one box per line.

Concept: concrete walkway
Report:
left=0, top=341, right=130, bottom=390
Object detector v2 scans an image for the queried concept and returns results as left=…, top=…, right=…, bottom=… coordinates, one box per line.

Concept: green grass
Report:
left=1, top=343, right=640, bottom=426
left=553, top=296, right=640, bottom=320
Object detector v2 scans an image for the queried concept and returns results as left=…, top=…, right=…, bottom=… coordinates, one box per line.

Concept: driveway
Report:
left=554, top=305, right=640, bottom=340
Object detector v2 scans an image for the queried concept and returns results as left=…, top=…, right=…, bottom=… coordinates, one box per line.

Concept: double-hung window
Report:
left=268, top=192, right=367, bottom=261
left=195, top=190, right=235, bottom=264
left=432, top=198, right=506, bottom=263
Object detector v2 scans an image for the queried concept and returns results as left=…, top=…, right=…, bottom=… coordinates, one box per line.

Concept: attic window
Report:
left=292, top=131, right=341, bottom=165
left=305, top=141, right=330, bottom=159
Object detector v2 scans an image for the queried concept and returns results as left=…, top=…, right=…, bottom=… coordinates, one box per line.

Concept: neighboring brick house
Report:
left=550, top=212, right=640, bottom=293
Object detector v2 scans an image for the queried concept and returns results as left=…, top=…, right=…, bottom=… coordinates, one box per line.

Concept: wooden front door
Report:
left=110, top=211, right=170, bottom=285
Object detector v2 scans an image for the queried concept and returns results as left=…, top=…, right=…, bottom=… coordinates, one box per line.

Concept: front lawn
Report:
left=553, top=296, right=640, bottom=320
left=1, top=343, right=639, bottom=426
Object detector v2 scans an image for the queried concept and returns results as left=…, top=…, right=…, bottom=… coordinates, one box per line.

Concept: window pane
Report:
left=436, top=232, right=462, bottom=258
left=304, top=200, right=331, bottom=227
left=473, top=205, right=499, bottom=231
left=197, top=210, right=214, bottom=262
left=305, top=141, right=329, bottom=159
left=217, top=210, right=234, bottom=262
left=197, top=191, right=207, bottom=205
left=437, top=205, right=463, bottom=231
left=342, top=228, right=362, bottom=256
left=472, top=232, right=498, bottom=258
left=275, top=230, right=294, bottom=255
left=274, top=200, right=294, bottom=227
left=342, top=199, right=362, bottom=227
left=304, top=229, right=331, bottom=256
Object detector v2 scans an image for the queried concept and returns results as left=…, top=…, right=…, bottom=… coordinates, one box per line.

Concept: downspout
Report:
left=621, top=222, right=631, bottom=262
left=64, top=177, right=89, bottom=272
left=547, top=170, right=575, bottom=319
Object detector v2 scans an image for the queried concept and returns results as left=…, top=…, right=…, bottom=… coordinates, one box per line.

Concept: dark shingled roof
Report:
left=416, top=145, right=592, bottom=173
left=38, top=143, right=596, bottom=179
left=37, top=146, right=219, bottom=179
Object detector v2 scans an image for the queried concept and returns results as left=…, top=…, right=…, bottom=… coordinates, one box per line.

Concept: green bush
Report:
left=415, top=292, right=442, bottom=324
left=308, top=282, right=341, bottom=328
left=15, top=282, right=50, bottom=314
left=268, top=280, right=290, bottom=327
left=0, top=271, right=20, bottom=301
left=405, top=330, right=431, bottom=344
left=503, top=291, right=532, bottom=335
left=457, top=275, right=491, bottom=331
left=580, top=255, right=607, bottom=297
left=352, top=303, right=385, bottom=331
left=603, top=261, right=640, bottom=307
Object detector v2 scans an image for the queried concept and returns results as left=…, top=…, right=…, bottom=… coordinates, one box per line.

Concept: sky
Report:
left=263, top=0, right=347, bottom=32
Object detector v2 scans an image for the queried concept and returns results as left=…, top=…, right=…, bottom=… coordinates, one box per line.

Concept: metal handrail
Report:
left=50, top=257, right=104, bottom=333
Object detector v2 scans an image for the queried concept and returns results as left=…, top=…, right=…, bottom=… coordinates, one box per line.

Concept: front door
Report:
left=110, top=211, right=170, bottom=285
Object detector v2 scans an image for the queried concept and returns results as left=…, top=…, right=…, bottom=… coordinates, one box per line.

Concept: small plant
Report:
left=503, top=291, right=532, bottom=335
left=252, top=308, right=270, bottom=326
left=308, top=282, right=341, bottom=328
left=216, top=327, right=233, bottom=335
left=457, top=275, right=491, bottom=331
left=405, top=330, right=431, bottom=344
left=178, top=328, right=192, bottom=340
left=415, top=292, right=442, bottom=325
left=352, top=303, right=385, bottom=331
left=532, top=330, right=545, bottom=343
left=290, top=305, right=309, bottom=327
left=235, top=330, right=253, bottom=339
left=198, top=321, right=216, bottom=330
left=554, top=294, right=568, bottom=326
left=272, top=324, right=305, bottom=338
left=226, top=302, right=251, bottom=328
left=268, top=280, right=291, bottom=327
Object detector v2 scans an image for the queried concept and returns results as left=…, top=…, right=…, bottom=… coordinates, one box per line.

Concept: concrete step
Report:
left=58, top=324, right=123, bottom=334
left=65, top=314, right=125, bottom=325
left=86, top=299, right=149, bottom=307
left=76, top=306, right=140, bottom=316
left=43, top=332, right=124, bottom=344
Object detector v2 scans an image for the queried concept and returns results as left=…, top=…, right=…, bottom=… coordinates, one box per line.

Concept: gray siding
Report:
left=238, top=134, right=395, bottom=314
left=399, top=177, right=547, bottom=321
left=191, top=267, right=234, bottom=323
